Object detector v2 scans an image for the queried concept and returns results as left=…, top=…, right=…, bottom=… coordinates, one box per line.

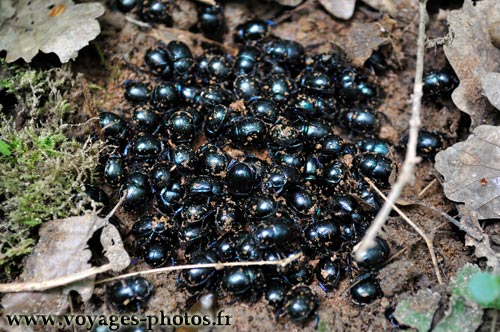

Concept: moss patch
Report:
left=0, top=60, right=101, bottom=279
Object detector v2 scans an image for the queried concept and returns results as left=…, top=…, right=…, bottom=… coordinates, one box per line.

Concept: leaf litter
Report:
left=0, top=0, right=105, bottom=63
left=0, top=200, right=130, bottom=315
left=443, top=0, right=500, bottom=127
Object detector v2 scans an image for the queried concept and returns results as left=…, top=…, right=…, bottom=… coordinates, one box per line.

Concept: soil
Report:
left=36, top=0, right=496, bottom=331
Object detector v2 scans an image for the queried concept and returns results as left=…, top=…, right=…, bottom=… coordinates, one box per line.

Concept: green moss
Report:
left=0, top=61, right=101, bottom=279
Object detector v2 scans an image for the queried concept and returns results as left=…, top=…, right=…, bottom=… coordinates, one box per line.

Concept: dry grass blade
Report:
left=96, top=253, right=303, bottom=285
left=0, top=254, right=302, bottom=292
left=354, top=0, right=428, bottom=262
left=364, top=178, right=443, bottom=285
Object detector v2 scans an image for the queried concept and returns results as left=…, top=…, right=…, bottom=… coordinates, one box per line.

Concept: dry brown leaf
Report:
left=435, top=125, right=500, bottom=220
left=459, top=206, right=500, bottom=272
left=0, top=0, right=105, bottom=63
left=1, top=207, right=130, bottom=314
left=319, top=0, right=356, bottom=20
left=340, top=18, right=393, bottom=66
left=443, top=0, right=500, bottom=127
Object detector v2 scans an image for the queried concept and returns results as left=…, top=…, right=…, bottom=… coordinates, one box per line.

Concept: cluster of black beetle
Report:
left=99, top=1, right=458, bottom=327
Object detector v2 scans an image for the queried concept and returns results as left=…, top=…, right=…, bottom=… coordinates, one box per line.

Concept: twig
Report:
left=0, top=254, right=302, bottom=293
left=193, top=0, right=216, bottom=5
left=418, top=178, right=437, bottom=197
left=364, top=178, right=443, bottom=284
left=96, top=253, right=302, bottom=285
left=410, top=201, right=483, bottom=241
left=354, top=0, right=428, bottom=262
left=125, top=15, right=152, bottom=29
left=0, top=264, right=113, bottom=293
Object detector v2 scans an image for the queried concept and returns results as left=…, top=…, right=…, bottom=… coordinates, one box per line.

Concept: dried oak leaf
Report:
left=319, top=0, right=356, bottom=20
left=0, top=0, right=105, bottom=63
left=340, top=16, right=395, bottom=66
left=443, top=0, right=500, bottom=127
left=435, top=125, right=500, bottom=220
left=1, top=209, right=130, bottom=314
left=459, top=206, right=500, bottom=272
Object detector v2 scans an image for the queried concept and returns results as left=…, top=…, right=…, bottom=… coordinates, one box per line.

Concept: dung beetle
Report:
left=422, top=68, right=459, bottom=97
left=214, top=200, right=243, bottom=232
left=116, top=0, right=138, bottom=13
left=248, top=98, right=280, bottom=124
left=225, top=117, right=267, bottom=147
left=226, top=161, right=258, bottom=196
left=401, top=130, right=443, bottom=160
left=265, top=73, right=293, bottom=103
left=140, top=239, right=174, bottom=267
left=221, top=267, right=266, bottom=295
left=350, top=276, right=382, bottom=304
left=286, top=261, right=314, bottom=285
left=150, top=83, right=179, bottom=110
left=304, top=219, right=341, bottom=252
left=149, top=162, right=171, bottom=193
left=282, top=286, right=318, bottom=323
left=141, top=0, right=172, bottom=24
left=166, top=41, right=195, bottom=78
left=315, top=256, right=342, bottom=291
left=99, top=111, right=129, bottom=143
left=252, top=218, right=293, bottom=248
left=199, top=86, right=230, bottom=109
left=166, top=110, right=196, bottom=144
left=244, top=195, right=277, bottom=220
left=122, top=172, right=151, bottom=213
left=198, top=4, right=225, bottom=40
left=144, top=47, right=172, bottom=78
left=234, top=46, right=261, bottom=76
left=206, top=55, right=232, bottom=81
left=264, top=39, right=305, bottom=70
left=284, top=185, right=318, bottom=217
left=129, top=134, right=162, bottom=160
left=108, top=277, right=154, bottom=312
left=342, top=107, right=379, bottom=134
left=265, top=278, right=291, bottom=308
left=312, top=52, right=345, bottom=75
left=355, top=138, right=391, bottom=157
left=186, top=175, right=223, bottom=197
left=197, top=144, right=230, bottom=177
left=261, top=165, right=300, bottom=195
left=233, top=75, right=261, bottom=101
left=269, top=121, right=302, bottom=151
left=354, top=236, right=390, bottom=271
left=179, top=250, right=218, bottom=293
left=205, top=105, right=232, bottom=138
left=299, top=70, right=333, bottom=94
left=124, top=81, right=150, bottom=104
left=103, top=154, right=125, bottom=186
left=316, top=134, right=345, bottom=156
left=132, top=106, right=160, bottom=133
left=354, top=153, right=393, bottom=187
left=235, top=231, right=262, bottom=261
left=235, top=19, right=270, bottom=43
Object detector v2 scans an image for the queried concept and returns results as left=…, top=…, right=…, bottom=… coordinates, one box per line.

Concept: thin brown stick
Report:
left=193, top=0, right=216, bottom=5
left=0, top=254, right=302, bottom=293
left=354, top=0, right=428, bottom=262
left=96, top=253, right=303, bottom=285
left=0, top=264, right=113, bottom=293
left=364, top=178, right=443, bottom=284
left=418, top=178, right=437, bottom=197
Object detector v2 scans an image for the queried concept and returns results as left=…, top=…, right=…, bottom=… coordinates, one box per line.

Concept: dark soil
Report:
left=67, top=0, right=481, bottom=331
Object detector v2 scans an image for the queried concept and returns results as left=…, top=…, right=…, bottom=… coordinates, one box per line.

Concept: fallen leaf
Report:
left=459, top=206, right=500, bottom=272
left=340, top=18, right=393, bottom=66
left=1, top=205, right=130, bottom=314
left=433, top=264, right=484, bottom=332
left=394, top=289, right=441, bottom=332
left=0, top=0, right=105, bottom=63
left=443, top=0, right=500, bottom=127
left=435, top=125, right=500, bottom=220
left=319, top=0, right=356, bottom=20
left=480, top=72, right=500, bottom=111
